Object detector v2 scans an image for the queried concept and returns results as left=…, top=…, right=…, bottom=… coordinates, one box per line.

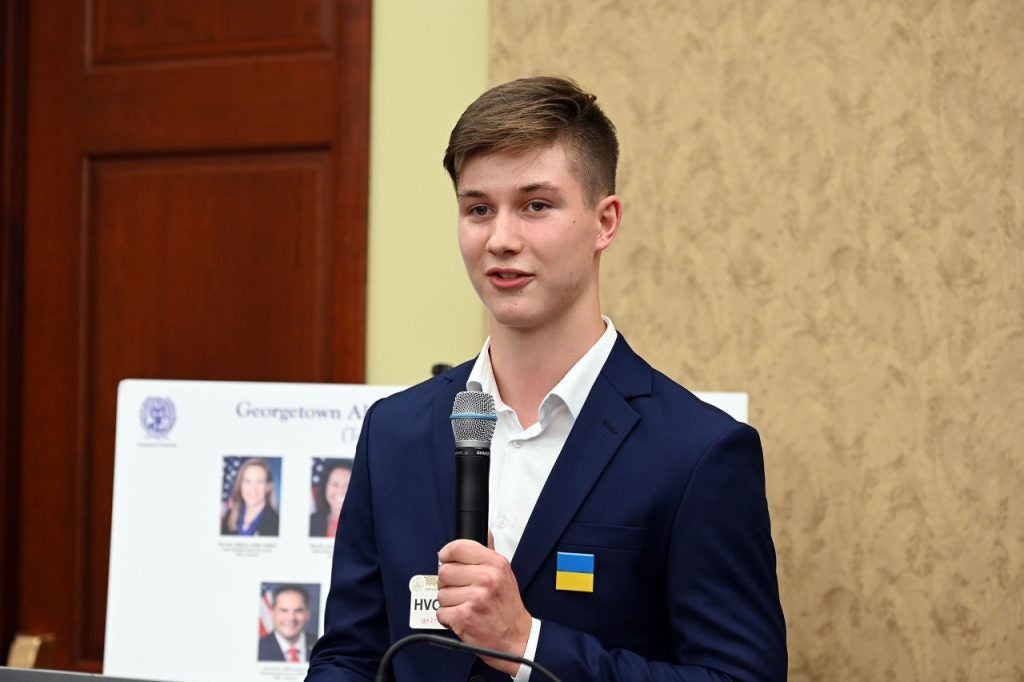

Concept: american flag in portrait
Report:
left=221, top=456, right=245, bottom=517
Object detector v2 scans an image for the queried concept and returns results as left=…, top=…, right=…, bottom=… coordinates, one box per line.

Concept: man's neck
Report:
left=488, top=313, right=606, bottom=426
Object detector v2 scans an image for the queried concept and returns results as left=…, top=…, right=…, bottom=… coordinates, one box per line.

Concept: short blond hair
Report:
left=443, top=76, right=618, bottom=206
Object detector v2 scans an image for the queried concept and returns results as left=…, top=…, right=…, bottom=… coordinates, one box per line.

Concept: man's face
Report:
left=271, top=590, right=310, bottom=641
left=456, top=143, right=619, bottom=334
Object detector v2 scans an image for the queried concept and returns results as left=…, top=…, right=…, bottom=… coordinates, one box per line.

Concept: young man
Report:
left=307, top=77, right=786, bottom=681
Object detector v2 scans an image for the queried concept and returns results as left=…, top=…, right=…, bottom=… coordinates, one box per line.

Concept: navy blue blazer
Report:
left=307, top=335, right=786, bottom=681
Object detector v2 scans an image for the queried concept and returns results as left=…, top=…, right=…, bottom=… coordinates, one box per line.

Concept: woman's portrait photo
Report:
left=220, top=456, right=282, bottom=537
left=309, top=458, right=352, bottom=539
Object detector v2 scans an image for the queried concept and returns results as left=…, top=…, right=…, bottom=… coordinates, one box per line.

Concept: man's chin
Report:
left=486, top=303, right=544, bottom=330
left=488, top=314, right=543, bottom=333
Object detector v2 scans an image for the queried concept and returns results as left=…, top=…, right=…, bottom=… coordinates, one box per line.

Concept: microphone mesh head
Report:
left=450, top=391, right=497, bottom=443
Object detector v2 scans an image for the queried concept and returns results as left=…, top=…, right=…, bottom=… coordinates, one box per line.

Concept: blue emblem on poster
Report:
left=140, top=397, right=176, bottom=438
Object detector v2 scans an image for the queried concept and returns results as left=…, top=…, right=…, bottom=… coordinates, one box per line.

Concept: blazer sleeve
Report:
left=533, top=423, right=787, bottom=681
left=306, top=403, right=388, bottom=681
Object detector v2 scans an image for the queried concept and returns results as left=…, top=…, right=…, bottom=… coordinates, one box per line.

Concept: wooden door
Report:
left=5, top=0, right=370, bottom=671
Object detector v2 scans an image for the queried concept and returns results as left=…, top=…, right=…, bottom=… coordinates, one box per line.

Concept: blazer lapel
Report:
left=510, top=335, right=652, bottom=593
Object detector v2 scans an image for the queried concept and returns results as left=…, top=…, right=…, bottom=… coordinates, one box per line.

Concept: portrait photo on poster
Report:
left=309, top=457, right=353, bottom=539
left=220, top=456, right=283, bottom=537
left=258, top=582, right=321, bottom=663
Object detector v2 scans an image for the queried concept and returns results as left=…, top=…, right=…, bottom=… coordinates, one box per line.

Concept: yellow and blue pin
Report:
left=555, top=551, right=594, bottom=593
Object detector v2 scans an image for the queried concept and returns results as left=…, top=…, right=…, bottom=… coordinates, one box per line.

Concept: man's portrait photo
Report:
left=257, top=582, right=320, bottom=663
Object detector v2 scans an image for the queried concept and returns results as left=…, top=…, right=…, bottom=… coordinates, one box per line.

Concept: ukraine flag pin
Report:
left=555, top=551, right=594, bottom=593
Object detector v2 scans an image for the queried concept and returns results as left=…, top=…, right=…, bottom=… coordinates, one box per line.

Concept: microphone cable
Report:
left=374, top=633, right=561, bottom=682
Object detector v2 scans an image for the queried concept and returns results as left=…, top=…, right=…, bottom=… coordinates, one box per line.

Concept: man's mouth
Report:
left=486, top=268, right=531, bottom=278
left=486, top=269, right=532, bottom=288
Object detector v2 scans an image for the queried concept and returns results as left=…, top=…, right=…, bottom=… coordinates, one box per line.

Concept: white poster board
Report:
left=104, top=379, right=747, bottom=682
left=104, top=380, right=402, bottom=682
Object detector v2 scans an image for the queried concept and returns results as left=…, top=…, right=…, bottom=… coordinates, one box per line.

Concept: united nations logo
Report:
left=140, top=397, right=176, bottom=438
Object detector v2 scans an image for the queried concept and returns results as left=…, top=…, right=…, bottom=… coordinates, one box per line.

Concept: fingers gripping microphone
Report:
left=450, top=391, right=496, bottom=545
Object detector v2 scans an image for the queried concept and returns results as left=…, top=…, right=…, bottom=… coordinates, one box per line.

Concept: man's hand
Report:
left=436, top=539, right=532, bottom=675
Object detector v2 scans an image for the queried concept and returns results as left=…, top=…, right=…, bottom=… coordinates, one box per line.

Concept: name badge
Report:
left=408, top=575, right=444, bottom=630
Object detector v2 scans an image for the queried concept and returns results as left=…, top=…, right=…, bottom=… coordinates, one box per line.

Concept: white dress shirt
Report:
left=274, top=629, right=308, bottom=663
left=466, top=317, right=617, bottom=681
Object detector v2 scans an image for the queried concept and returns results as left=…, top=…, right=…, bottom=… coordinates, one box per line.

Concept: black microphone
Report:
left=449, top=391, right=496, bottom=545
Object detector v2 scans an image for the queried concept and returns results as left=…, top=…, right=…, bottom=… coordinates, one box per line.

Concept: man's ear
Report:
left=594, top=194, right=622, bottom=253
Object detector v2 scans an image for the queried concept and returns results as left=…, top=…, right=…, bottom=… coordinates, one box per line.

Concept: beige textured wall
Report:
left=490, top=1, right=1023, bottom=679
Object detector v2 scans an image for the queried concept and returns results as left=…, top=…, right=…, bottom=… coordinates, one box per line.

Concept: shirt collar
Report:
left=467, top=317, right=617, bottom=423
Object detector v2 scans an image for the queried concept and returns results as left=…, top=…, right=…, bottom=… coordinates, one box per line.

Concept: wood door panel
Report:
left=87, top=151, right=332, bottom=382
left=92, top=0, right=333, bottom=66
left=82, top=60, right=337, bottom=151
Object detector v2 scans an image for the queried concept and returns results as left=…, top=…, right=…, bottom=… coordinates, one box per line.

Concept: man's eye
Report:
left=527, top=201, right=548, bottom=212
left=470, top=205, right=489, bottom=216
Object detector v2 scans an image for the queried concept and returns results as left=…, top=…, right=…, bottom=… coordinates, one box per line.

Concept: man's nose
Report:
left=486, top=211, right=522, bottom=255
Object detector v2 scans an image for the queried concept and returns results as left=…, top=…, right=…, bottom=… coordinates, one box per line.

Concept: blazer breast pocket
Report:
left=559, top=521, right=642, bottom=551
